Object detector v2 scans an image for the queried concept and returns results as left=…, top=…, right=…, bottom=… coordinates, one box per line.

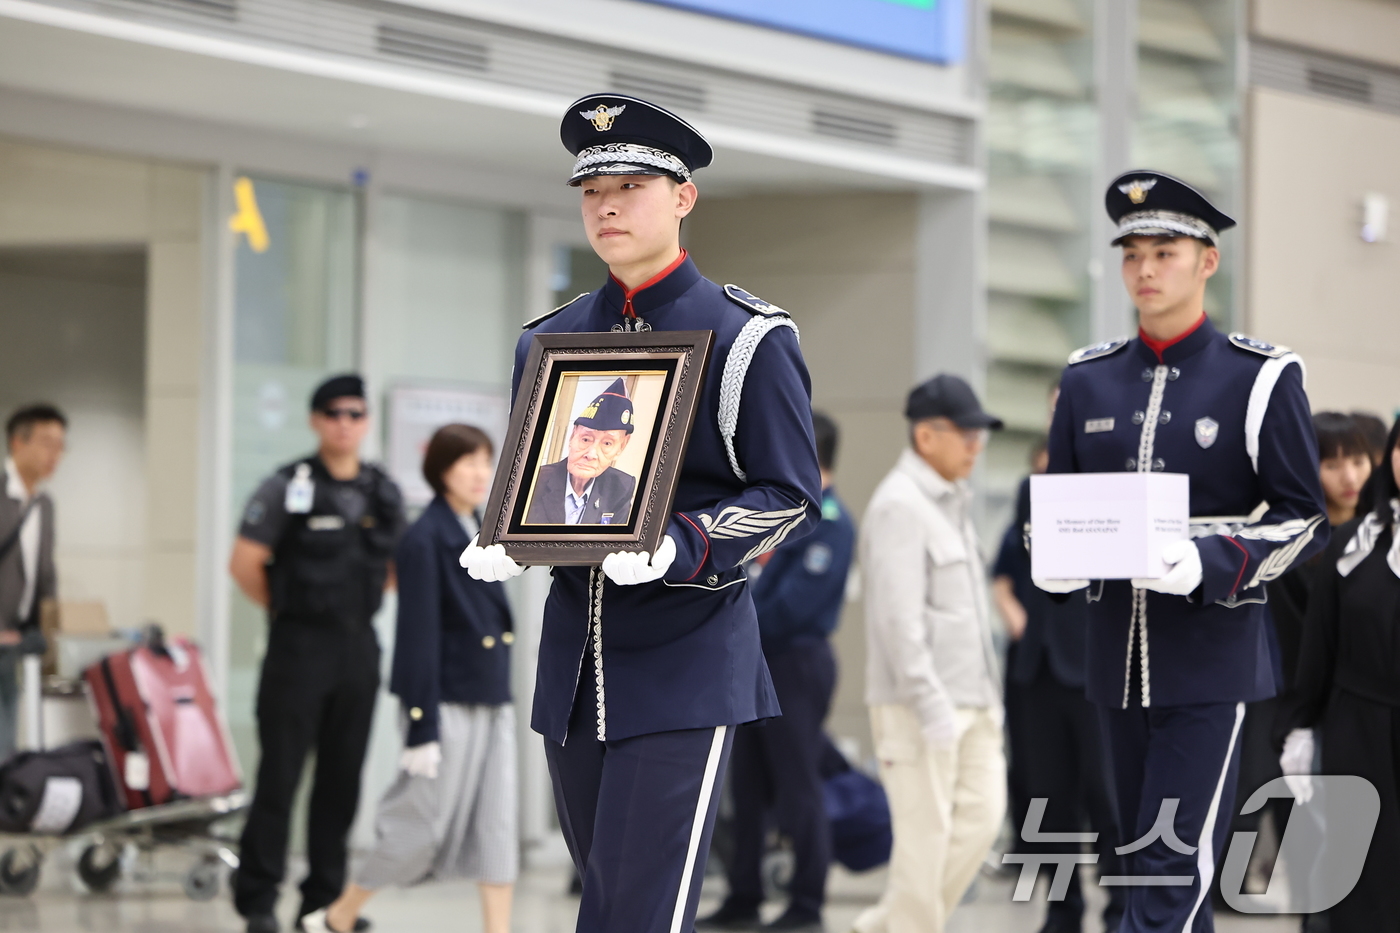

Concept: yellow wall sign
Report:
left=229, top=177, right=269, bottom=253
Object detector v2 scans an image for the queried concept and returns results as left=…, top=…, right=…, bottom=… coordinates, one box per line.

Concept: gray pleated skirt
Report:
left=356, top=702, right=519, bottom=888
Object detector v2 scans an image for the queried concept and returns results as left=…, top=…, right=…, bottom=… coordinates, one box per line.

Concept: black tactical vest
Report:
left=267, top=458, right=401, bottom=623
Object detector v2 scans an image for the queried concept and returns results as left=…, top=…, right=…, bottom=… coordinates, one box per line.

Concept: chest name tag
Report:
left=307, top=515, right=345, bottom=531
left=1084, top=418, right=1116, bottom=434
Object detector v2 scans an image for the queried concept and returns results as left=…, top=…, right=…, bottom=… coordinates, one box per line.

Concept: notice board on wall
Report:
left=637, top=0, right=965, bottom=64
left=386, top=384, right=509, bottom=509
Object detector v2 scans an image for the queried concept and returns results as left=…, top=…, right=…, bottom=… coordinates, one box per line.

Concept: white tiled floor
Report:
left=0, top=841, right=1305, bottom=933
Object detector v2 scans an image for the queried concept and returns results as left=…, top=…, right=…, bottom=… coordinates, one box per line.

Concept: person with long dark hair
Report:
left=1283, top=416, right=1400, bottom=932
left=304, top=424, right=516, bottom=933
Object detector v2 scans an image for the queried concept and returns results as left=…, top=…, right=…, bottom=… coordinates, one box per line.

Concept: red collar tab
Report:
left=610, top=249, right=688, bottom=318
left=1139, top=313, right=1207, bottom=363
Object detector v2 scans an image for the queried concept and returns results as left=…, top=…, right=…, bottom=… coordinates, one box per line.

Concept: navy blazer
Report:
left=390, top=496, right=513, bottom=746
left=525, top=460, right=636, bottom=525
left=995, top=477, right=1087, bottom=689
left=1048, top=318, right=1327, bottom=709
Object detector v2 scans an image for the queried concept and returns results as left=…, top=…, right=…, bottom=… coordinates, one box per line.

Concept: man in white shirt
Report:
left=0, top=404, right=66, bottom=757
left=856, top=375, right=1005, bottom=933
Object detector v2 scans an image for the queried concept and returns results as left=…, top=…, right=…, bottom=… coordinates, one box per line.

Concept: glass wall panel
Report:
left=227, top=177, right=359, bottom=774
left=1134, top=0, right=1240, bottom=323
left=985, top=0, right=1098, bottom=513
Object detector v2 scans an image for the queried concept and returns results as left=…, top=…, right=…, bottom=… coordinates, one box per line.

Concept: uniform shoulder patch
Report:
left=1068, top=337, right=1130, bottom=365
left=522, top=292, right=589, bottom=331
left=1228, top=333, right=1291, bottom=359
left=723, top=284, right=790, bottom=317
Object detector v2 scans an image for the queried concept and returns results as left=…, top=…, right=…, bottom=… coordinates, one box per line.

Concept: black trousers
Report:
left=545, top=684, right=734, bottom=933
left=1321, top=688, right=1400, bottom=933
left=235, top=617, right=380, bottom=918
left=725, top=638, right=836, bottom=919
left=1013, top=665, right=1125, bottom=927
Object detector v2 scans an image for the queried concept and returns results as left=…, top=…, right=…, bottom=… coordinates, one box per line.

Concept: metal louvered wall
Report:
left=35, top=0, right=974, bottom=167
left=1251, top=40, right=1400, bottom=117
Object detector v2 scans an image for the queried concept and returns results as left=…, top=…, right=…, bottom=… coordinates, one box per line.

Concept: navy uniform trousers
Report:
left=546, top=664, right=736, bottom=933
left=1098, top=670, right=1246, bottom=933
left=726, top=637, right=837, bottom=918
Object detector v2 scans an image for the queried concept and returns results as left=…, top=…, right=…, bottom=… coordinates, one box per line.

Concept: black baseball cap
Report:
left=905, top=374, right=1003, bottom=430
left=310, top=374, right=365, bottom=412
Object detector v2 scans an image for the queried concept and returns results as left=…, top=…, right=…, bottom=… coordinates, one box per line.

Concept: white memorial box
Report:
left=1030, top=473, right=1189, bottom=580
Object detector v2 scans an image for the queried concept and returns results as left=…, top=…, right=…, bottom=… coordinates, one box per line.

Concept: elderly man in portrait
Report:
left=527, top=378, right=638, bottom=526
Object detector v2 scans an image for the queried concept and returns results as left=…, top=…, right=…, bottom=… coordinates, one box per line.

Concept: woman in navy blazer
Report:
left=307, top=425, right=517, bottom=933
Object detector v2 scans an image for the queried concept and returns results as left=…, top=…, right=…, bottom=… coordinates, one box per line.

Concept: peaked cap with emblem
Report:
left=1106, top=170, right=1236, bottom=247
left=574, top=378, right=635, bottom=435
left=561, top=93, right=713, bottom=187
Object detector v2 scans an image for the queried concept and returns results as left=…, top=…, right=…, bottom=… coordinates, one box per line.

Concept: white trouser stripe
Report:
left=1182, top=702, right=1246, bottom=932
left=669, top=725, right=728, bottom=933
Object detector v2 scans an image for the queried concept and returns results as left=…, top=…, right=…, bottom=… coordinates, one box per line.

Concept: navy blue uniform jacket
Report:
left=750, top=489, right=855, bottom=657
left=515, top=255, right=823, bottom=744
left=390, top=496, right=513, bottom=747
left=525, top=460, right=636, bottom=526
left=1047, top=318, right=1327, bottom=709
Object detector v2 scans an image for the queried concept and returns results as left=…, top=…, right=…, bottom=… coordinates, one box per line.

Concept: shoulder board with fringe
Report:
left=1228, top=333, right=1291, bottom=359
left=723, top=284, right=790, bottom=317
left=1068, top=337, right=1130, bottom=365
left=522, top=292, right=589, bottom=331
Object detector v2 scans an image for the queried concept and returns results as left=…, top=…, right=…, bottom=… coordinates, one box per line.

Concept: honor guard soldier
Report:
left=462, top=94, right=823, bottom=933
left=230, top=374, right=406, bottom=933
left=1036, top=172, right=1328, bottom=933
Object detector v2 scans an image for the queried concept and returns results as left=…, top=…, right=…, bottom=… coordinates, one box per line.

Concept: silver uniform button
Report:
left=1125, top=458, right=1137, bottom=470
left=1141, top=369, right=1153, bottom=382
left=1159, top=411, right=1172, bottom=425
left=1132, top=411, right=1146, bottom=425
left=1168, top=367, right=1181, bottom=381
left=707, top=574, right=720, bottom=586
left=1152, top=458, right=1165, bottom=471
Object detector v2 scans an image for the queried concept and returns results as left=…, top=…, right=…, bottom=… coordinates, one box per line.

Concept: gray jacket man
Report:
left=0, top=403, right=66, bottom=759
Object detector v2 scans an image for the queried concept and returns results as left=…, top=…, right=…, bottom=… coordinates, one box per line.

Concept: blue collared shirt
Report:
left=564, top=477, right=595, bottom=524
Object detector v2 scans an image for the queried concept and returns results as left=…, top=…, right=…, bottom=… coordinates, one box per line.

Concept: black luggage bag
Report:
left=0, top=740, right=123, bottom=835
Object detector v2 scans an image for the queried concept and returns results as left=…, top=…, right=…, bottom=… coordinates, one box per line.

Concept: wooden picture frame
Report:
left=478, top=330, right=714, bottom=565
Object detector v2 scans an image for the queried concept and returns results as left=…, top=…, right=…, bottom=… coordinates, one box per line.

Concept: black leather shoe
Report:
left=761, top=908, right=823, bottom=932
left=246, top=916, right=279, bottom=933
left=696, top=900, right=762, bottom=930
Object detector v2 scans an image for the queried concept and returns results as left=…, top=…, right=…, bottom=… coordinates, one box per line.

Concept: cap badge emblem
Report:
left=620, top=410, right=630, bottom=424
left=581, top=402, right=599, bottom=418
left=581, top=104, right=626, bottom=131
left=1195, top=416, right=1219, bottom=449
left=1119, top=178, right=1158, bottom=204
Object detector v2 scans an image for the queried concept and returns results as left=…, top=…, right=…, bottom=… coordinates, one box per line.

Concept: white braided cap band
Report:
left=1112, top=209, right=1219, bottom=246
left=568, top=143, right=691, bottom=186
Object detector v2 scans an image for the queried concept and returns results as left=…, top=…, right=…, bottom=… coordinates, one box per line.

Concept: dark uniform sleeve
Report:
left=665, top=326, right=824, bottom=581
left=391, top=528, right=444, bottom=747
left=751, top=508, right=854, bottom=643
left=238, top=474, right=292, bottom=548
left=1046, top=371, right=1079, bottom=476
left=1195, top=363, right=1329, bottom=605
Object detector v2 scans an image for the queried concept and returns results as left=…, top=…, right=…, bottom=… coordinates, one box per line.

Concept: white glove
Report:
left=1280, top=728, right=1315, bottom=803
left=459, top=536, right=525, bottom=582
left=1034, top=577, right=1090, bottom=594
left=400, top=741, right=441, bottom=779
left=1132, top=540, right=1203, bottom=595
left=600, top=536, right=676, bottom=586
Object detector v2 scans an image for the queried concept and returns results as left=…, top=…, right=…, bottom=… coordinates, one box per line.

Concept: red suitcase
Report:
left=84, top=635, right=241, bottom=810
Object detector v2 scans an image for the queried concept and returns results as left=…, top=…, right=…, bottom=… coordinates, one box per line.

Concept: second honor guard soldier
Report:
left=230, top=375, right=406, bottom=933
left=1036, top=173, right=1328, bottom=932
left=462, top=94, right=822, bottom=933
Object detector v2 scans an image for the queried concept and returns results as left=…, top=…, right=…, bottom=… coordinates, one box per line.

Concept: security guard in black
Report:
left=230, top=374, right=406, bottom=933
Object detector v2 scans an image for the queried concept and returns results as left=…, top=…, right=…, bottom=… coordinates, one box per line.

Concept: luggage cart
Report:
left=0, top=655, right=248, bottom=898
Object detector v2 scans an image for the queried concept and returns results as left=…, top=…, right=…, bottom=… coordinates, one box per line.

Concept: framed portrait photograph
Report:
left=479, top=330, right=714, bottom=564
